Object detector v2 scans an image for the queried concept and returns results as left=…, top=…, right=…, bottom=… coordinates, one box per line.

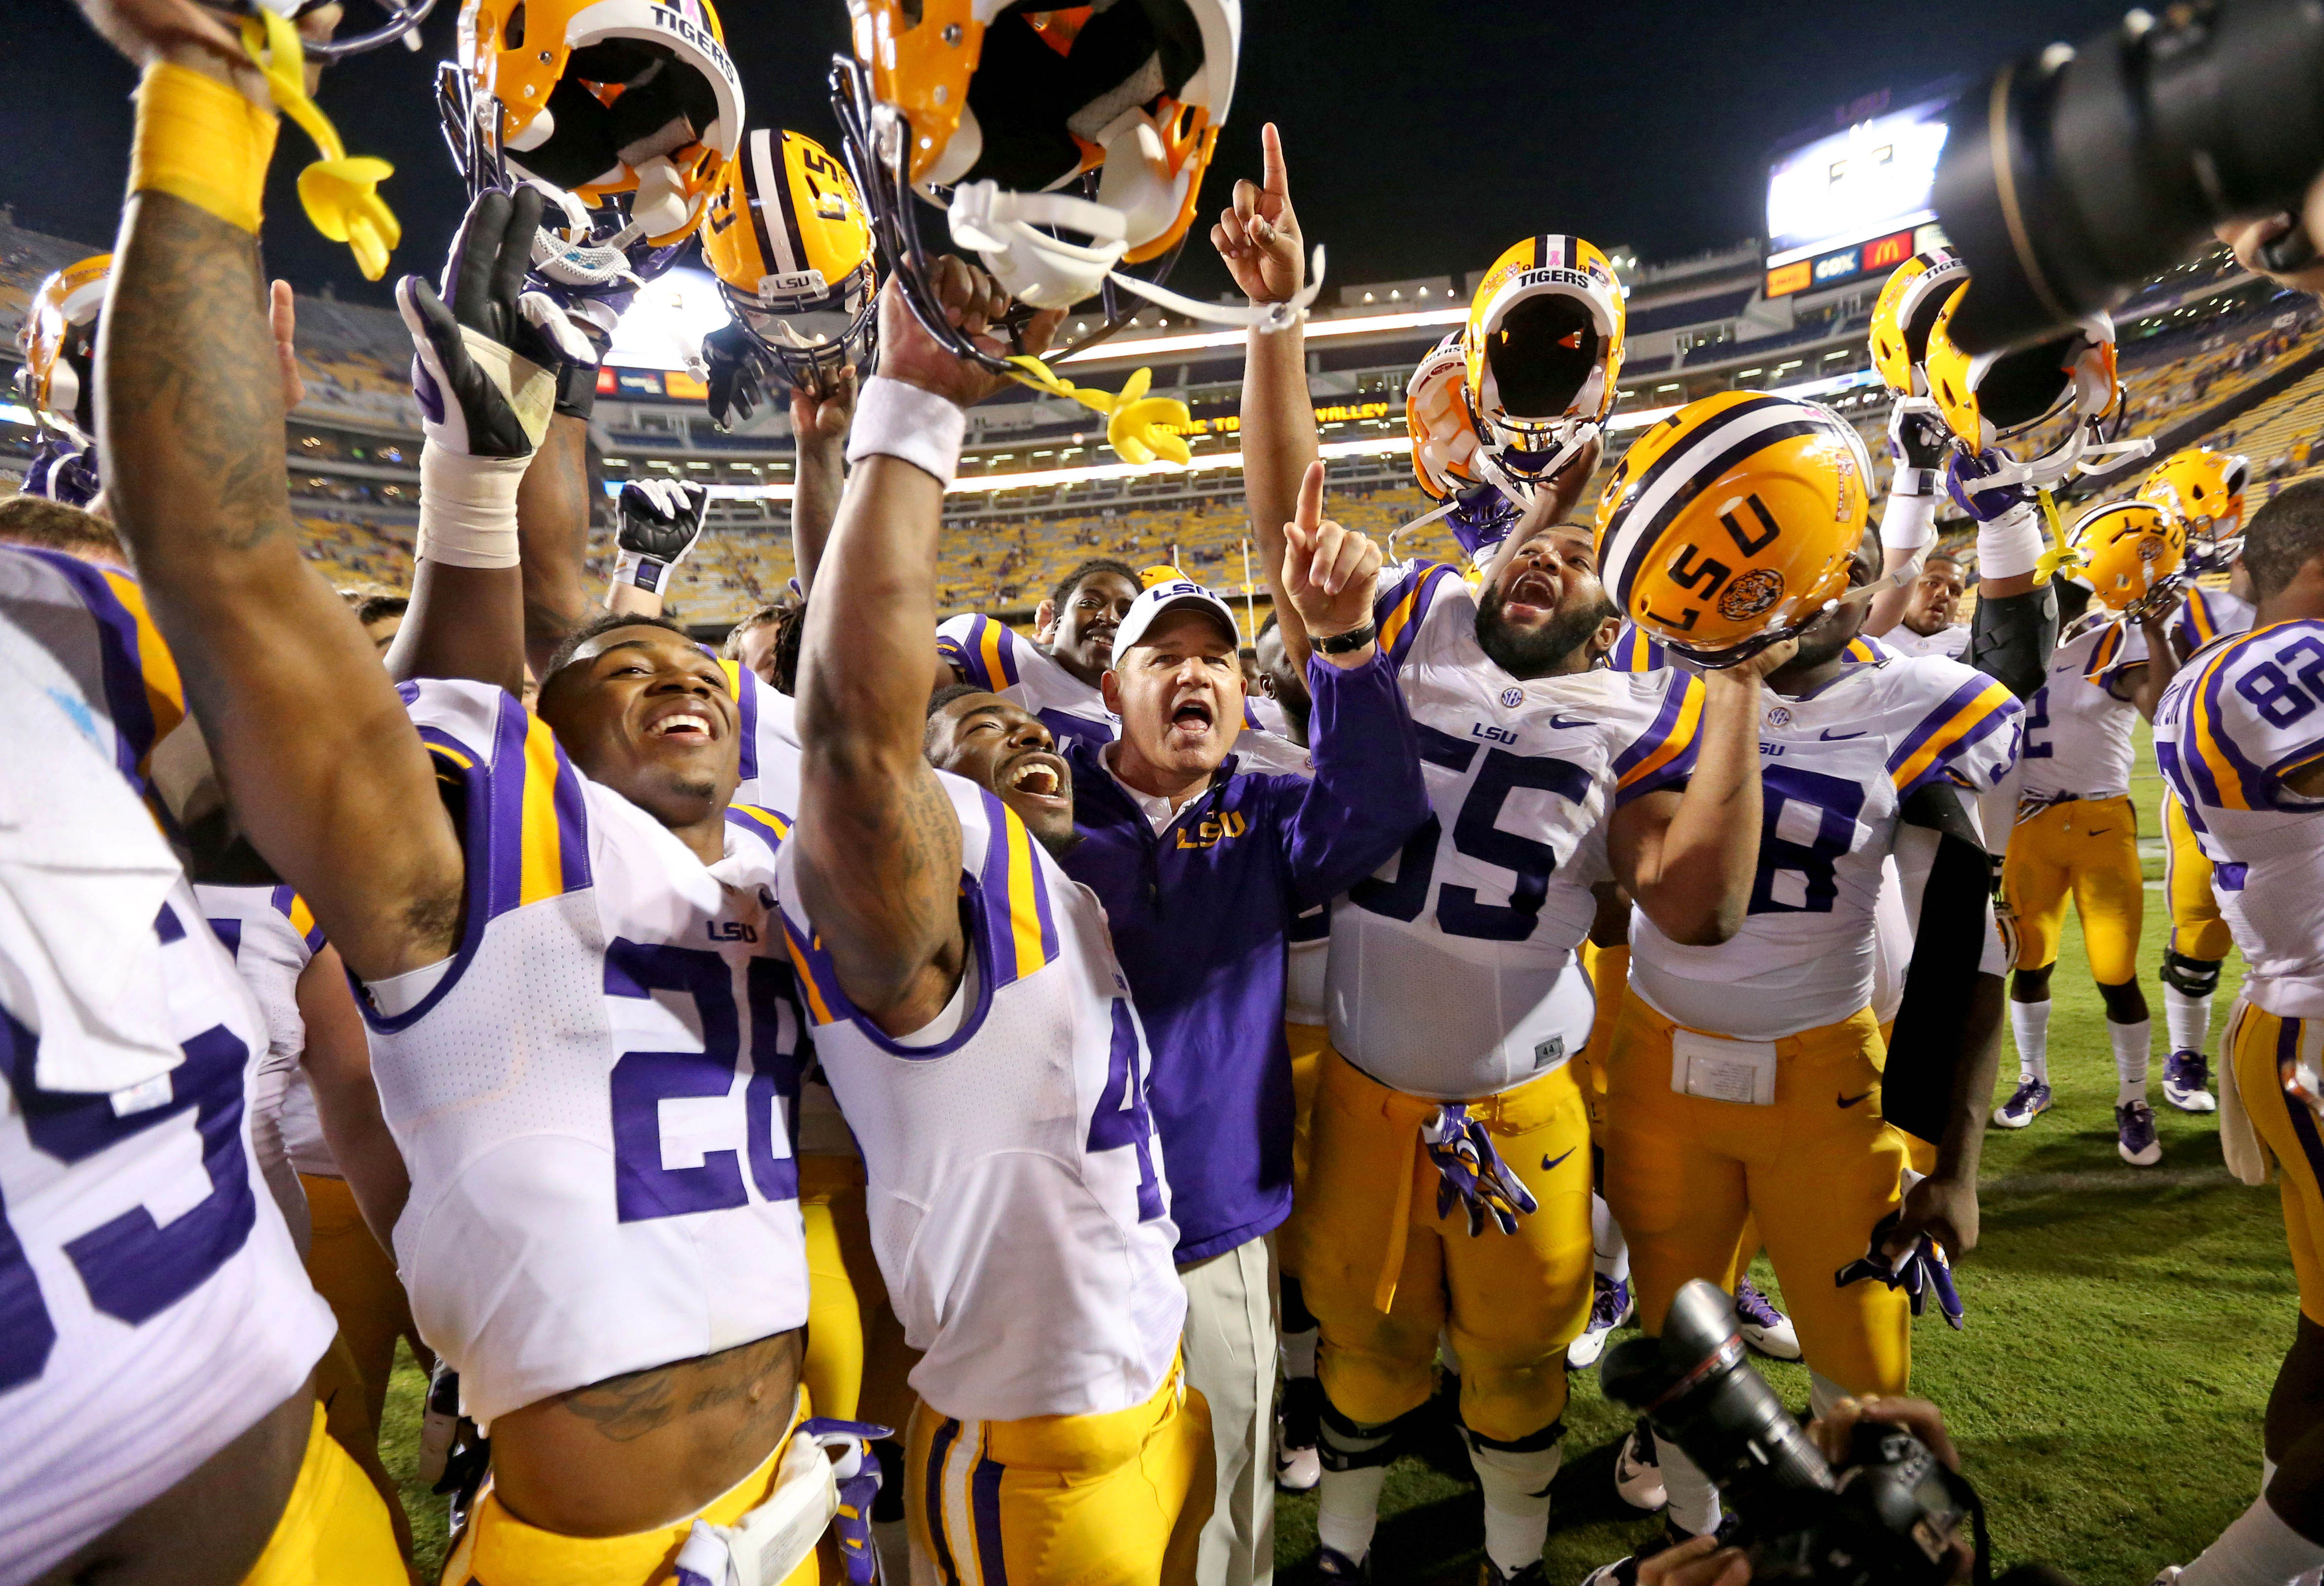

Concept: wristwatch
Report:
left=1313, top=621, right=1378, bottom=656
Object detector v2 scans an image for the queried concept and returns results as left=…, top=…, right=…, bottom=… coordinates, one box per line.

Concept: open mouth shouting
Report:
left=1166, top=694, right=1218, bottom=743
left=1502, top=566, right=1561, bottom=621
left=999, top=749, right=1073, bottom=815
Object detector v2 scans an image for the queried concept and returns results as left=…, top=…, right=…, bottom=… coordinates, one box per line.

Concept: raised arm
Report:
left=788, top=369, right=856, bottom=599
left=1217, top=123, right=1317, bottom=667
left=1863, top=400, right=1948, bottom=637
left=93, top=19, right=462, bottom=982
left=2120, top=602, right=2184, bottom=722
left=791, top=267, right=1060, bottom=1033
left=385, top=187, right=558, bottom=695
left=516, top=414, right=600, bottom=670
left=604, top=478, right=709, bottom=617
left=1606, top=646, right=1791, bottom=946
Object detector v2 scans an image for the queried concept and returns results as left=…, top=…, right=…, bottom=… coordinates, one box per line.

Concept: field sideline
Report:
left=375, top=727, right=2296, bottom=1585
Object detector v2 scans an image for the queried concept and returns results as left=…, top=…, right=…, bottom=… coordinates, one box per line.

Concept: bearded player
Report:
left=1591, top=396, right=2020, bottom=1563
left=2151, top=478, right=2324, bottom=1586
left=88, top=38, right=881, bottom=1572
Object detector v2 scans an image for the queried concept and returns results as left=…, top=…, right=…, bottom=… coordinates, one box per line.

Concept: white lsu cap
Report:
left=1109, top=578, right=1243, bottom=668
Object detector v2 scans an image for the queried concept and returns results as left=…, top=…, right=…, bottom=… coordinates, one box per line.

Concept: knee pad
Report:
left=1462, top=1418, right=1565, bottom=1493
left=1317, top=1398, right=1401, bottom=1473
left=1460, top=1415, right=1566, bottom=1459
left=2162, top=950, right=2223, bottom=1000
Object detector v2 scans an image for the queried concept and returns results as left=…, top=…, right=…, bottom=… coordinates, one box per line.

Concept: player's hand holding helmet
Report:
left=1461, top=235, right=1626, bottom=506
left=701, top=128, right=880, bottom=405
left=1868, top=248, right=1970, bottom=400
left=1922, top=281, right=2150, bottom=492
left=1594, top=391, right=1872, bottom=669
left=875, top=260, right=1067, bottom=413
left=2069, top=498, right=2188, bottom=620
left=2137, top=446, right=2252, bottom=571
left=613, top=478, right=710, bottom=599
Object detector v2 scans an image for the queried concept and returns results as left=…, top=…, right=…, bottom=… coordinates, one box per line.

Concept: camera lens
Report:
left=1934, top=0, right=2324, bottom=353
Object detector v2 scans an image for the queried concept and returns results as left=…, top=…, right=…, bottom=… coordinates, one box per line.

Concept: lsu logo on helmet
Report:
left=2070, top=499, right=2187, bottom=617
left=704, top=129, right=880, bottom=389
left=1594, top=391, right=1871, bottom=668
left=1460, top=235, right=1626, bottom=506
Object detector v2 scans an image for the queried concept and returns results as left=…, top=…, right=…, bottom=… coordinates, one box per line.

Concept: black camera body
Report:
left=1601, top=1281, right=1977, bottom=1586
left=1934, top=0, right=2324, bottom=353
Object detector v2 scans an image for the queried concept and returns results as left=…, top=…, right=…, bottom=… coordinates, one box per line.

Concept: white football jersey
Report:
left=1330, top=565, right=1704, bottom=1100
left=0, top=550, right=331, bottom=1582
left=194, top=885, right=327, bottom=1210
left=363, top=679, right=810, bottom=1430
left=1883, top=623, right=1970, bottom=660
left=2180, top=584, right=2256, bottom=648
left=1630, top=657, right=2023, bottom=1039
left=2019, top=616, right=2145, bottom=804
left=2156, top=619, right=2324, bottom=1018
left=777, top=774, right=1186, bottom=1423
left=723, top=658, right=801, bottom=816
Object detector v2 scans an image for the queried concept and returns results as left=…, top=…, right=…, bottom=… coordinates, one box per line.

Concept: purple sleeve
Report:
left=1273, top=650, right=1431, bottom=909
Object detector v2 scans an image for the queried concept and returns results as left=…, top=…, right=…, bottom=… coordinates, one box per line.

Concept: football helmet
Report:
left=1867, top=248, right=1969, bottom=397
left=2071, top=499, right=2187, bottom=617
left=438, top=0, right=745, bottom=248
left=1461, top=234, right=1625, bottom=504
left=1922, top=284, right=2149, bottom=489
left=1594, top=391, right=1872, bottom=668
left=702, top=129, right=879, bottom=391
left=14, top=254, right=110, bottom=446
left=831, top=0, right=1311, bottom=373
left=2137, top=447, right=2252, bottom=571
left=1408, top=331, right=1486, bottom=502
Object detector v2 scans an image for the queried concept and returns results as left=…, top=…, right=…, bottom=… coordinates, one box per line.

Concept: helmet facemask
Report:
left=1475, top=295, right=1607, bottom=496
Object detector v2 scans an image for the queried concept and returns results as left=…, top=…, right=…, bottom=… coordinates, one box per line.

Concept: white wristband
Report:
left=1976, top=501, right=2046, bottom=581
left=845, top=376, right=966, bottom=487
left=613, top=547, right=669, bottom=595
left=416, top=447, right=528, bottom=569
left=1880, top=489, right=1938, bottom=553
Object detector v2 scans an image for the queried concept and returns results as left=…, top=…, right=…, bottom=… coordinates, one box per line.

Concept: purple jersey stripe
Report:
left=2199, top=647, right=2277, bottom=808
left=487, top=692, right=532, bottom=919
left=550, top=736, right=593, bottom=892
left=735, top=663, right=761, bottom=785
left=1612, top=670, right=1691, bottom=781
left=1897, top=694, right=2018, bottom=797
left=976, top=789, right=1022, bottom=983
left=2279, top=1018, right=2324, bottom=1189
left=1883, top=674, right=1997, bottom=781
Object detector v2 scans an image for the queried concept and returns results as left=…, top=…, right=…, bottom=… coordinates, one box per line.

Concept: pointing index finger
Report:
left=1294, top=457, right=1326, bottom=533
left=1261, top=122, right=1288, bottom=198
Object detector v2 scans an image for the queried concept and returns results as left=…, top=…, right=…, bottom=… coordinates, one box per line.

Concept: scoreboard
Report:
left=1762, top=89, right=1956, bottom=299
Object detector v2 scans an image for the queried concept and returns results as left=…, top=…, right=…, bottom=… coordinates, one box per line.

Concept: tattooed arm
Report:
left=790, top=269, right=1059, bottom=1035
left=99, top=129, right=462, bottom=981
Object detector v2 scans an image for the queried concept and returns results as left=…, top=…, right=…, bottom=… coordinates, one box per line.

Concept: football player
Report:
left=2141, top=449, right=2259, bottom=1111
left=1883, top=552, right=1972, bottom=660
left=1995, top=502, right=2188, bottom=1163
left=937, top=555, right=1146, bottom=750
left=2151, top=477, right=2324, bottom=1586
left=1593, top=407, right=2021, bottom=1555
left=96, top=66, right=867, bottom=1573
left=781, top=263, right=1212, bottom=1585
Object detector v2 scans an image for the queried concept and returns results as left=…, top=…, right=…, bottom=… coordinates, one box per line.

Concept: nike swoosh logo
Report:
left=1541, top=1148, right=1576, bottom=1171
left=1819, top=728, right=1868, bottom=742
left=1837, top=1091, right=1873, bottom=1109
left=2084, top=828, right=2112, bottom=837
left=1547, top=715, right=1594, bottom=730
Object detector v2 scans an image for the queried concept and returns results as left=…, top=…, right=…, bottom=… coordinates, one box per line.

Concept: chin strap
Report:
left=1973, top=421, right=2155, bottom=496
left=240, top=8, right=399, bottom=279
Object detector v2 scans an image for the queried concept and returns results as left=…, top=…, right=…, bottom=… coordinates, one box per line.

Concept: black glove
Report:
left=396, top=187, right=561, bottom=459
left=702, top=322, right=774, bottom=433
left=1886, top=396, right=1952, bottom=474
left=614, top=478, right=710, bottom=596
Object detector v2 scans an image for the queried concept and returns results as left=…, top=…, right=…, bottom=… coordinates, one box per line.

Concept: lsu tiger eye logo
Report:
left=1719, top=568, right=1785, bottom=621
left=2138, top=537, right=2165, bottom=562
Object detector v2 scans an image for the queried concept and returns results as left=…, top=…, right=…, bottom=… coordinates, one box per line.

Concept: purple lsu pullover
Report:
left=1059, top=652, right=1428, bottom=1262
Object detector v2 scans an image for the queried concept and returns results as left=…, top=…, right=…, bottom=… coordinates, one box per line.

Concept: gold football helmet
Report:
left=13, top=254, right=110, bottom=446
left=1407, top=331, right=1486, bottom=502
left=1867, top=248, right=1969, bottom=397
left=439, top=0, right=745, bottom=247
left=703, top=129, right=879, bottom=389
left=1461, top=234, right=1625, bottom=505
left=1595, top=391, right=1871, bottom=667
left=2071, top=499, right=2187, bottom=617
left=2137, top=447, right=2252, bottom=571
left=1922, top=284, right=2146, bottom=488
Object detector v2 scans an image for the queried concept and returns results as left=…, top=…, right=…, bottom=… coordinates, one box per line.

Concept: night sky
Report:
left=9, top=0, right=2134, bottom=306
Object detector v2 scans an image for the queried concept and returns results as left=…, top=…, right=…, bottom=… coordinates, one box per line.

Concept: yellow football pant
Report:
left=801, top=1152, right=917, bottom=1431
left=301, top=1171, right=428, bottom=1434
left=2165, top=792, right=2238, bottom=962
left=907, top=1363, right=1213, bottom=1586
left=2002, top=795, right=2144, bottom=983
left=2229, top=1002, right=2324, bottom=1327
left=1601, top=993, right=1912, bottom=1397
left=1579, top=942, right=1629, bottom=1128
left=441, top=1397, right=826, bottom=1586
left=1299, top=1046, right=1593, bottom=1441
left=1275, top=1021, right=1331, bottom=1282
left=237, top=1401, right=405, bottom=1586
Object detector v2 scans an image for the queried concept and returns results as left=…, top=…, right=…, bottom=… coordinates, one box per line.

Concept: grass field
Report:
left=375, top=727, right=2300, bottom=1585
